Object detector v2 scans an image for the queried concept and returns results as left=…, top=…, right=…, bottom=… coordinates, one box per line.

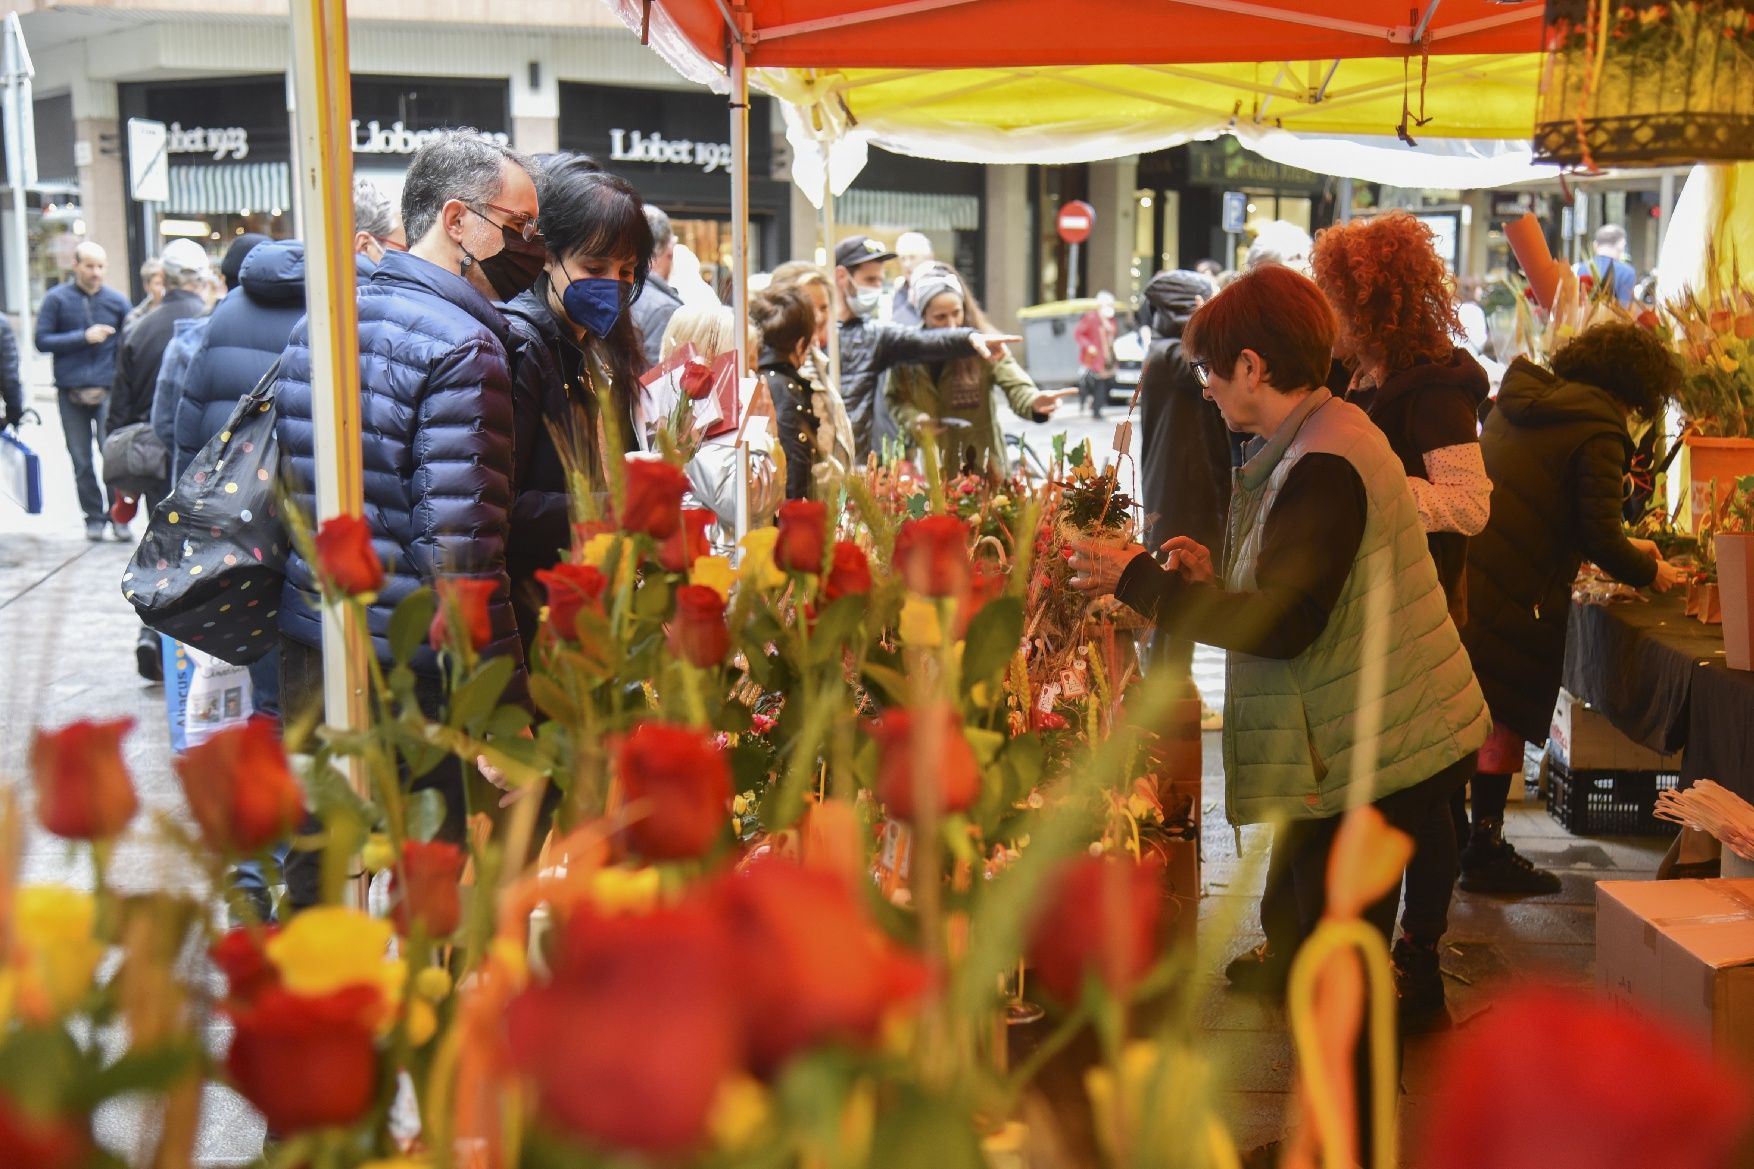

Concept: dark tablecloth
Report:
left=1560, top=592, right=1754, bottom=798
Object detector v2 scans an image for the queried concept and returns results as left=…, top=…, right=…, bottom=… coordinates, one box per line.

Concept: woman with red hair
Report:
left=1312, top=210, right=1491, bottom=1028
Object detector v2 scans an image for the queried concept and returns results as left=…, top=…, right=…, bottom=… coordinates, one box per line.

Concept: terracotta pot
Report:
left=1683, top=435, right=1754, bottom=530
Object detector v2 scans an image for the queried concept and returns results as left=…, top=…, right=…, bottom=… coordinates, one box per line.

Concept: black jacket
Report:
left=1351, top=347, right=1489, bottom=622
left=1138, top=325, right=1230, bottom=558
left=836, top=316, right=972, bottom=458
left=758, top=352, right=818, bottom=500
left=0, top=316, right=21, bottom=427
left=629, top=273, right=683, bottom=368
left=1462, top=359, right=1656, bottom=742
left=109, top=289, right=207, bottom=429
left=275, top=250, right=524, bottom=689
left=35, top=280, right=130, bottom=391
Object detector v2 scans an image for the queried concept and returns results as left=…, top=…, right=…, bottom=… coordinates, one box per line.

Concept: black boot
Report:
left=1224, top=942, right=1292, bottom=996
left=135, top=626, right=163, bottom=682
left=1392, top=936, right=1450, bottom=1032
left=1459, top=822, right=1561, bottom=895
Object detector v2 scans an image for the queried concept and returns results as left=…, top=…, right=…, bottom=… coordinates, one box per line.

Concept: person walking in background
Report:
left=1074, top=290, right=1118, bottom=418
left=0, top=314, right=20, bottom=432
left=629, top=203, right=682, bottom=366
left=1134, top=268, right=1224, bottom=680
left=886, top=262, right=1058, bottom=477
left=1244, top=220, right=1313, bottom=274
left=1575, top=223, right=1637, bottom=306
left=1312, top=209, right=1493, bottom=1027
left=754, top=282, right=826, bottom=499
left=35, top=241, right=131, bottom=542
left=767, top=259, right=855, bottom=487
left=1461, top=323, right=1686, bottom=898
left=274, top=130, right=543, bottom=909
left=833, top=234, right=1013, bottom=458
left=890, top=230, right=935, bottom=326
left=122, top=256, right=165, bottom=334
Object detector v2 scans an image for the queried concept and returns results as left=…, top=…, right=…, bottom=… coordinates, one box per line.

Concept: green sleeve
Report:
left=885, top=363, right=932, bottom=437
left=992, top=354, right=1042, bottom=419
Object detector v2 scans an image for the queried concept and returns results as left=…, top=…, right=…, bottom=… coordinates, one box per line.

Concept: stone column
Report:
left=1085, top=155, right=1139, bottom=301
left=982, top=164, right=1028, bottom=333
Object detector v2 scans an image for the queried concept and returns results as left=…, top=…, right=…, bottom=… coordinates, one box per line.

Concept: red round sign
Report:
left=1056, top=200, right=1095, bottom=245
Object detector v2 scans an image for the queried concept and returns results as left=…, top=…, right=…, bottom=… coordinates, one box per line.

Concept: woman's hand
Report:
left=1067, top=536, right=1146, bottom=596
left=1159, top=536, right=1216, bottom=585
left=1650, top=558, right=1686, bottom=594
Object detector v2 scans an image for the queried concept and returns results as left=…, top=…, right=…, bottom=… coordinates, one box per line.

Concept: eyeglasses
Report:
left=469, top=202, right=542, bottom=243
left=371, top=233, right=407, bottom=253
left=1190, top=358, right=1212, bottom=389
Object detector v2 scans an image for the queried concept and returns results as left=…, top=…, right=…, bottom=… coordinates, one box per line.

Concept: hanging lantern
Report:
left=1534, top=0, right=1754, bottom=167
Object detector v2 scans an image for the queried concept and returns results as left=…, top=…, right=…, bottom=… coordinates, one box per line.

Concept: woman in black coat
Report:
left=1462, top=322, right=1685, bottom=889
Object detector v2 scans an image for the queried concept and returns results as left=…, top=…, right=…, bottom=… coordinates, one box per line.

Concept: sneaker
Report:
left=84, top=519, right=106, bottom=542
left=1392, top=937, right=1450, bottom=1032
left=136, top=628, right=163, bottom=683
left=108, top=521, right=132, bottom=543
left=1459, top=825, right=1562, bottom=895
left=1224, top=943, right=1291, bottom=995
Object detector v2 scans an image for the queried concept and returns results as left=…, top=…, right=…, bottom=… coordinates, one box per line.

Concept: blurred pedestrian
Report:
left=753, top=282, right=824, bottom=499
left=890, top=230, right=934, bottom=326
left=660, top=304, right=781, bottom=534
left=35, top=241, right=130, bottom=541
left=1074, top=290, right=1118, bottom=418
left=768, top=259, right=855, bottom=487
left=122, top=256, right=165, bottom=333
left=1575, top=223, right=1636, bottom=305
left=886, top=262, right=1057, bottom=477
left=0, top=314, right=18, bottom=433
left=1244, top=220, right=1313, bottom=274
left=630, top=204, right=682, bottom=366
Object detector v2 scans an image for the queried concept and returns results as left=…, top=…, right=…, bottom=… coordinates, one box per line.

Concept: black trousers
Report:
left=57, top=390, right=109, bottom=524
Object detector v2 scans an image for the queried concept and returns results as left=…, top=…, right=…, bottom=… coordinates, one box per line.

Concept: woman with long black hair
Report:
left=501, top=156, right=654, bottom=648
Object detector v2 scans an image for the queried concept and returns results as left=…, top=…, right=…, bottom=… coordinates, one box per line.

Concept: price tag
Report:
left=1059, top=667, right=1087, bottom=700
left=1112, top=419, right=1133, bottom=454
left=1035, top=681, right=1062, bottom=713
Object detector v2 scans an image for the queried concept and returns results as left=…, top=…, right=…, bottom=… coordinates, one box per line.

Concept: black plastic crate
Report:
left=1544, top=757, right=1680, bottom=837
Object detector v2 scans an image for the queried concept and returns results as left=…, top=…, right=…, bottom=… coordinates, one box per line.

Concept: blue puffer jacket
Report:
left=35, top=279, right=130, bottom=390
left=275, top=250, right=524, bottom=688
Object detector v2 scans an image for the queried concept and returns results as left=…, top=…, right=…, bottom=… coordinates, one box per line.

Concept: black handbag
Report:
left=121, top=363, right=287, bottom=665
left=101, top=421, right=169, bottom=497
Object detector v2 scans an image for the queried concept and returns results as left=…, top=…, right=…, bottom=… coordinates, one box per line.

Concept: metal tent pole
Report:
left=288, top=0, right=369, bottom=794
left=823, top=165, right=839, bottom=393
left=730, top=36, right=752, bottom=539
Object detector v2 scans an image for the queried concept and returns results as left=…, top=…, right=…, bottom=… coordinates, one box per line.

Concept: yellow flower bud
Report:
left=361, top=834, right=395, bottom=874
left=732, top=794, right=750, bottom=817
left=413, top=965, right=453, bottom=1002
left=708, top=1074, right=771, bottom=1149
left=405, top=997, right=438, bottom=1047
left=588, top=866, right=662, bottom=915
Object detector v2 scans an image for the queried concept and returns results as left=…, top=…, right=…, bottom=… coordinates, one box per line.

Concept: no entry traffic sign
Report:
left=1056, top=200, right=1094, bottom=245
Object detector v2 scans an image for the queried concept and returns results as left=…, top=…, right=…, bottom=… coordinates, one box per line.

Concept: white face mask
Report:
left=851, top=285, right=882, bottom=317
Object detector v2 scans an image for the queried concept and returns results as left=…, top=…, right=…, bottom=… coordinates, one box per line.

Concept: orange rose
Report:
left=617, top=723, right=732, bottom=861
left=312, top=514, right=384, bottom=596
left=620, top=459, right=690, bottom=539
left=868, top=704, right=981, bottom=821
left=429, top=578, right=497, bottom=652
left=175, top=720, right=304, bottom=855
left=30, top=718, right=139, bottom=841
left=389, top=840, right=466, bottom=938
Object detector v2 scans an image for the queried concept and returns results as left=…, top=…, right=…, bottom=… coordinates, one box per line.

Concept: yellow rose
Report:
left=582, top=532, right=620, bottom=569
left=12, top=886, right=103, bottom=1019
left=736, top=528, right=787, bottom=591
left=691, top=555, right=738, bottom=601
left=588, top=866, right=662, bottom=915
left=898, top=597, right=942, bottom=647
left=265, top=906, right=395, bottom=997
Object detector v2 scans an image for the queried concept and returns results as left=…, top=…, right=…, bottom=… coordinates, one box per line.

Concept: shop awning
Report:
left=167, top=161, right=293, bottom=217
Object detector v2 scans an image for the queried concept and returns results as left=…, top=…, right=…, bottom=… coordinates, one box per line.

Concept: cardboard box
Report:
left=1596, top=878, right=1754, bottom=1068
left=1549, top=688, right=1683, bottom=773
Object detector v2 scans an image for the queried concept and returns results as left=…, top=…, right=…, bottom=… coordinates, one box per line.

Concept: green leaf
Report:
left=388, top=587, right=436, bottom=665
left=526, top=674, right=578, bottom=724
left=868, top=1088, right=985, bottom=1169
left=406, top=787, right=447, bottom=843
left=807, top=595, right=864, bottom=666
left=860, top=662, right=910, bottom=705
left=960, top=596, right=1023, bottom=695
left=487, top=705, right=534, bottom=738
left=633, top=576, right=673, bottom=620
left=77, top=1043, right=198, bottom=1107
left=448, top=654, right=516, bottom=732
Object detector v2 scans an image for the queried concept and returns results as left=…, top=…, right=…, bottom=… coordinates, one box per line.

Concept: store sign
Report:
left=168, top=122, right=250, bottom=161
left=1186, top=141, right=1318, bottom=190
left=608, top=128, right=735, bottom=175
left=352, top=119, right=510, bottom=155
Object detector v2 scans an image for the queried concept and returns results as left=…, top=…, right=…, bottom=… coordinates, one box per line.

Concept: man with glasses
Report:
left=271, top=130, right=542, bottom=910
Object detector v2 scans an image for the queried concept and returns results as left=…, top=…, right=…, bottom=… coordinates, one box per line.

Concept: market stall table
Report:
left=1561, top=592, right=1754, bottom=800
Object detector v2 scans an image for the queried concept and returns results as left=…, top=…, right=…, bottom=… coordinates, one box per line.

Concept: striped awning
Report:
left=167, top=163, right=294, bottom=216
left=837, top=189, right=980, bottom=233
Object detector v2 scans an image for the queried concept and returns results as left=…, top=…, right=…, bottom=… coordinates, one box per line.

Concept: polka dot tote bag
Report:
left=121, top=362, right=287, bottom=665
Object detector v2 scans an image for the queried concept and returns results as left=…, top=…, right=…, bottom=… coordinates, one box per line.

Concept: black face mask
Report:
left=462, top=215, right=547, bottom=301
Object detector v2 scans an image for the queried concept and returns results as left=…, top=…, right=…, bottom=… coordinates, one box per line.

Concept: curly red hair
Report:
left=1311, top=210, right=1461, bottom=375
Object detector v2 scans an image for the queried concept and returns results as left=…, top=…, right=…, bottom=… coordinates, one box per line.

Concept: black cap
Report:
left=834, top=235, right=897, bottom=270
left=222, top=233, right=271, bottom=285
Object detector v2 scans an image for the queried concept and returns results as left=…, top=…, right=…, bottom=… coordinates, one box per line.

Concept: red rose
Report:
left=30, top=718, right=139, bottom=841
left=572, top=518, right=615, bottom=548
left=505, top=899, right=738, bottom=1155
left=668, top=584, right=731, bottom=669
left=211, top=927, right=281, bottom=1004
left=620, top=459, right=690, bottom=539
left=893, top=515, right=971, bottom=597
left=680, top=359, right=714, bottom=401
left=1026, top=855, right=1163, bottom=1004
left=868, top=705, right=981, bottom=821
left=429, top=577, right=498, bottom=652
left=617, top=722, right=732, bottom=861
left=1422, top=986, right=1751, bottom=1169
left=716, top=860, right=927, bottom=1075
left=657, top=508, right=716, bottom=574
left=1636, top=309, right=1661, bottom=330
left=537, top=563, right=609, bottom=642
left=955, top=563, right=1008, bottom=638
left=390, top=840, right=467, bottom=938
left=822, top=541, right=872, bottom=603
left=1032, top=709, right=1069, bottom=732
left=774, top=500, right=828, bottom=573
left=312, top=514, right=384, bottom=596
left=226, top=986, right=380, bottom=1133
left=174, top=720, right=304, bottom=855
left=0, top=1096, right=90, bottom=1169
